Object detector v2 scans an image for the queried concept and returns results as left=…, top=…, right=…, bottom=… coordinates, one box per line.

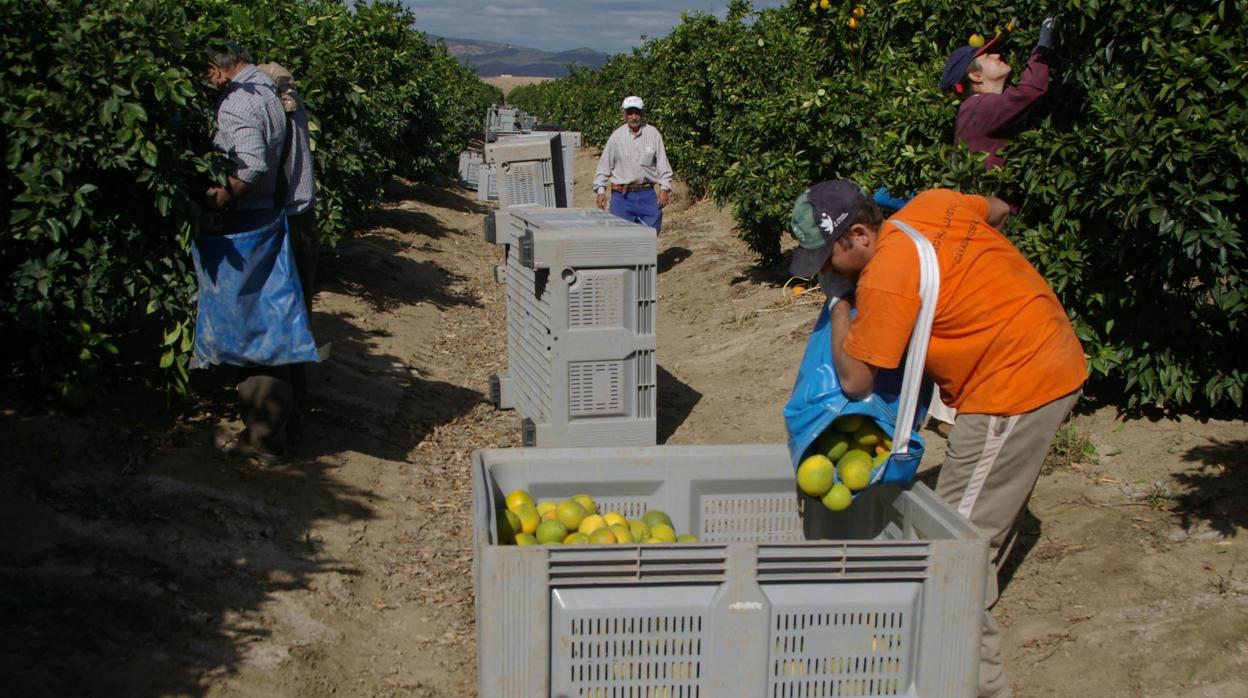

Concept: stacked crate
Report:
left=484, top=132, right=569, bottom=209
left=486, top=207, right=657, bottom=447
left=457, top=149, right=483, bottom=189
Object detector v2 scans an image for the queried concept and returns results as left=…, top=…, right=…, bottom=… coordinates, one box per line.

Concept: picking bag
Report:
left=783, top=221, right=940, bottom=492
left=190, top=212, right=319, bottom=368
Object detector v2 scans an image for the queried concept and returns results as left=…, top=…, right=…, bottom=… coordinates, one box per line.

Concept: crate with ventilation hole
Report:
left=485, top=207, right=657, bottom=447
left=472, top=444, right=988, bottom=698
left=485, top=132, right=570, bottom=209
left=459, top=149, right=483, bottom=190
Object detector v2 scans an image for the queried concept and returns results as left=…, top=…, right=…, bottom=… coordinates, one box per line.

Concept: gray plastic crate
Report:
left=485, top=133, right=569, bottom=209
left=487, top=207, right=657, bottom=447
left=458, top=149, right=483, bottom=190
left=472, top=444, right=989, bottom=698
left=476, top=164, right=499, bottom=202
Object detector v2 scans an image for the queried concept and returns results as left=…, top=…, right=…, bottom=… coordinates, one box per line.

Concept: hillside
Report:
left=436, top=36, right=609, bottom=77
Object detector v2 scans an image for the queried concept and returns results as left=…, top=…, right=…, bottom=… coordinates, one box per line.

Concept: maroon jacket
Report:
left=954, top=48, right=1052, bottom=170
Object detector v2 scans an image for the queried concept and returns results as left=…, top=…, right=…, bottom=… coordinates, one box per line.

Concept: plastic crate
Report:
left=477, top=164, right=499, bottom=202
left=485, top=133, right=570, bottom=209
left=459, top=149, right=484, bottom=190
left=472, top=444, right=989, bottom=698
left=486, top=207, right=657, bottom=447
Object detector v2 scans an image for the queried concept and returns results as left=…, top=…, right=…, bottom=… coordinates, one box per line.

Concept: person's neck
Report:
left=628, top=122, right=642, bottom=134
left=976, top=78, right=1007, bottom=95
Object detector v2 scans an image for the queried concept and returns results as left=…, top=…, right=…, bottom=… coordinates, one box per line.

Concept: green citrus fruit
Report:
left=838, top=460, right=871, bottom=491
left=556, top=500, right=587, bottom=530
left=641, top=509, right=673, bottom=530
left=832, top=414, right=865, bottom=433
left=563, top=532, right=589, bottom=545
left=514, top=532, right=538, bottom=545
left=649, top=523, right=677, bottom=543
left=497, top=508, right=521, bottom=543
left=628, top=519, right=649, bottom=541
left=821, top=483, right=852, bottom=512
left=676, top=534, right=698, bottom=543
left=514, top=504, right=540, bottom=535
left=571, top=494, right=598, bottom=516
left=589, top=527, right=617, bottom=544
left=536, top=519, right=568, bottom=544
left=796, top=454, right=835, bottom=497
left=505, top=489, right=535, bottom=512
left=609, top=524, right=634, bottom=543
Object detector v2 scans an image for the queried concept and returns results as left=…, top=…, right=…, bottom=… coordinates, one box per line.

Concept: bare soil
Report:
left=480, top=75, right=553, bottom=101
left=2, top=149, right=1245, bottom=697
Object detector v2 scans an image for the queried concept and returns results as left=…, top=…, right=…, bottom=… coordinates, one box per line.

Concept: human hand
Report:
left=1037, top=16, right=1057, bottom=50
left=658, top=189, right=669, bottom=209
left=205, top=186, right=230, bottom=210
left=596, top=192, right=608, bottom=210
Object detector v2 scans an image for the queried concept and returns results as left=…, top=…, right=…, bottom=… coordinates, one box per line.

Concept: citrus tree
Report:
left=511, top=0, right=1248, bottom=412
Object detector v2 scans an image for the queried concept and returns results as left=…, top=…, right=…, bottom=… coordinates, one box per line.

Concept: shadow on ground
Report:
left=319, top=233, right=481, bottom=314
left=657, top=364, right=702, bottom=444
left=658, top=246, right=692, bottom=274
left=1173, top=438, right=1248, bottom=538
left=384, top=177, right=489, bottom=215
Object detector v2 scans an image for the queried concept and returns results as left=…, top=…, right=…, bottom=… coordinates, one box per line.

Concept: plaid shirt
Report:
left=213, top=64, right=287, bottom=212
left=281, top=88, right=316, bottom=215
left=593, top=123, right=674, bottom=193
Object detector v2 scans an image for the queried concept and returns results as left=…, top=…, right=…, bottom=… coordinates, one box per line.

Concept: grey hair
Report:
left=204, top=39, right=251, bottom=69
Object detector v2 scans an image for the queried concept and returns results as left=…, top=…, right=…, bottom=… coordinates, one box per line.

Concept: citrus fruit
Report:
left=514, top=532, right=538, bottom=546
left=556, top=500, right=588, bottom=530
left=578, top=514, right=607, bottom=535
left=514, top=504, right=540, bottom=535
left=819, top=0, right=830, bottom=9
left=497, top=508, right=522, bottom=543
left=541, top=509, right=558, bottom=522
left=796, top=454, right=835, bottom=497
left=589, top=527, right=617, bottom=545
left=649, top=523, right=677, bottom=543
left=821, top=483, right=852, bottom=512
left=571, top=494, right=598, bottom=515
left=643, top=537, right=663, bottom=544
left=852, top=6, right=865, bottom=19
left=609, top=524, right=634, bottom=543
left=564, top=532, right=589, bottom=545
left=641, top=510, right=673, bottom=530
left=809, top=2, right=817, bottom=11
left=837, top=448, right=873, bottom=470
left=628, top=519, right=649, bottom=541
left=603, top=512, right=627, bottom=528
left=969, top=33, right=985, bottom=48
left=676, top=534, right=698, bottom=543
left=536, top=501, right=557, bottom=517
left=847, top=17, right=858, bottom=29
left=505, top=489, right=535, bottom=512
left=873, top=449, right=890, bottom=467
left=536, top=519, right=568, bottom=544
left=832, top=414, right=864, bottom=433
left=838, top=460, right=871, bottom=491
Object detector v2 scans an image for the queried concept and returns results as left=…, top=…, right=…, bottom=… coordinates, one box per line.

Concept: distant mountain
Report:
left=434, top=36, right=610, bottom=77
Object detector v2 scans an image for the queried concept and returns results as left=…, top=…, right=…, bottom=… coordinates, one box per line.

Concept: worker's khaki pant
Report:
left=935, top=389, right=1082, bottom=698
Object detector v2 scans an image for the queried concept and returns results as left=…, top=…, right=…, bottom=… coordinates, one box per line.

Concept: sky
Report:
left=401, top=0, right=790, bottom=55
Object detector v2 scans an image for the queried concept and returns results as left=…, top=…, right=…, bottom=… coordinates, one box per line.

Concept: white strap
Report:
left=886, top=220, right=939, bottom=456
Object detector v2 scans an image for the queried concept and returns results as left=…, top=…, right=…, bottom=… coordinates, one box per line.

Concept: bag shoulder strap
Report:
left=887, top=220, right=940, bottom=455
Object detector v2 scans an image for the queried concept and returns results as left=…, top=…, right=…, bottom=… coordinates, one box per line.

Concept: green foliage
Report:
left=1, top=0, right=493, bottom=406
left=511, top=0, right=1248, bottom=413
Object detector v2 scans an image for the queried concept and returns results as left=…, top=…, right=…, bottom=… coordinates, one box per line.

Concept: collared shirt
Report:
left=281, top=88, right=316, bottom=215
left=213, top=64, right=288, bottom=212
left=592, top=123, right=674, bottom=193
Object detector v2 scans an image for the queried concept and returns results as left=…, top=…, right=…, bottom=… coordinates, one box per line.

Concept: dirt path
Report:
left=2, top=150, right=1245, bottom=697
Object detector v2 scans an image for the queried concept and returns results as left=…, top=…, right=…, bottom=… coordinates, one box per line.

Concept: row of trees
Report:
left=511, top=0, right=1247, bottom=412
left=1, top=0, right=500, bottom=405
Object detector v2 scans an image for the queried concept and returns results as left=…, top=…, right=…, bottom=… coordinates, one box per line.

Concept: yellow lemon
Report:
left=564, top=532, right=590, bottom=545
left=649, top=523, right=677, bottom=543
left=839, top=460, right=871, bottom=492
left=819, top=0, right=830, bottom=9
left=571, top=494, right=598, bottom=515
left=579, top=514, right=607, bottom=536
left=505, top=489, right=535, bottom=512
left=609, top=524, right=634, bottom=544
left=796, top=454, right=835, bottom=497
left=821, top=483, right=852, bottom=512
left=514, top=532, right=538, bottom=546
left=969, top=33, right=985, bottom=48
left=628, top=519, right=649, bottom=541
left=536, top=501, right=557, bottom=517
left=603, top=512, right=627, bottom=528
left=589, top=527, right=617, bottom=545
left=852, top=6, right=865, bottom=19
left=641, top=510, right=673, bottom=530
left=497, top=508, right=521, bottom=544
left=847, top=17, right=858, bottom=30
left=556, top=500, right=587, bottom=530
left=514, top=504, right=540, bottom=535
left=535, top=519, right=568, bottom=544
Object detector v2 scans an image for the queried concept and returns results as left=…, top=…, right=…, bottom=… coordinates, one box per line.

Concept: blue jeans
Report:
left=609, top=188, right=662, bottom=233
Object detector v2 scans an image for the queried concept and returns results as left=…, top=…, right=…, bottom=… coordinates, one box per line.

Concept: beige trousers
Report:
left=935, top=389, right=1082, bottom=698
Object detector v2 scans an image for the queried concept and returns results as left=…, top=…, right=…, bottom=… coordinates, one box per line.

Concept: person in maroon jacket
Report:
left=939, top=18, right=1058, bottom=171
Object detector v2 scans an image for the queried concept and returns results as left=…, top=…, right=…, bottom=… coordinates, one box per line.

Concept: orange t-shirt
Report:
left=843, top=189, right=1087, bottom=415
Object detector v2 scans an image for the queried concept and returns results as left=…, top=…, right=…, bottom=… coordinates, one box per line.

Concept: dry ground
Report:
left=2, top=148, right=1245, bottom=697
left=480, top=75, right=552, bottom=101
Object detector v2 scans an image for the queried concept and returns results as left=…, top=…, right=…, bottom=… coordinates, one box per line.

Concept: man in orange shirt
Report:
left=789, top=180, right=1086, bottom=698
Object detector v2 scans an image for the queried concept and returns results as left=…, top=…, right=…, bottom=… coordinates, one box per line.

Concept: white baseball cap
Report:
left=621, top=95, right=644, bottom=111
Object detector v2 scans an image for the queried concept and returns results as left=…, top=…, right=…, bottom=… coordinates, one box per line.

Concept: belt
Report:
left=611, top=182, right=653, bottom=193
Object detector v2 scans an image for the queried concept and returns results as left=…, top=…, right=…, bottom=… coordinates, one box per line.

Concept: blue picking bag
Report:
left=783, top=220, right=941, bottom=494
left=190, top=212, right=319, bottom=368
left=783, top=303, right=929, bottom=489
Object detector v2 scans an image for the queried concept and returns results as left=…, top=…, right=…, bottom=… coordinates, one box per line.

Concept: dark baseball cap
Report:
left=788, top=180, right=867, bottom=277
left=939, top=33, right=1004, bottom=94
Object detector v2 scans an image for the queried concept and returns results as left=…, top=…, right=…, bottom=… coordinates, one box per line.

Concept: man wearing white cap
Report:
left=592, top=95, right=673, bottom=233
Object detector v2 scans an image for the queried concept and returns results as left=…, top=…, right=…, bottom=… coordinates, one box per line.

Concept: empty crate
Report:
left=472, top=444, right=989, bottom=698
left=485, top=133, right=570, bottom=209
left=459, top=149, right=483, bottom=190
left=487, top=207, right=657, bottom=447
